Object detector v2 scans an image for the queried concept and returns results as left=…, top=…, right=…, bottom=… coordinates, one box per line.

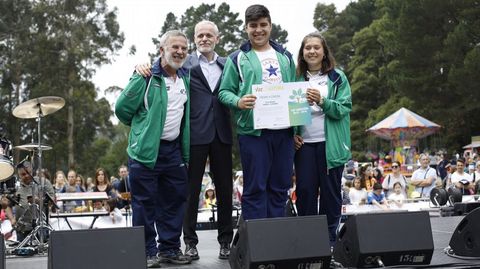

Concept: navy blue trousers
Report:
left=129, top=140, right=188, bottom=256
left=238, top=129, right=294, bottom=220
left=294, top=141, right=344, bottom=244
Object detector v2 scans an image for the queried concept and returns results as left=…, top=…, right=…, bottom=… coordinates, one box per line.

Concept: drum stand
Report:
left=15, top=105, right=50, bottom=254
left=15, top=205, right=53, bottom=252
left=11, top=96, right=65, bottom=255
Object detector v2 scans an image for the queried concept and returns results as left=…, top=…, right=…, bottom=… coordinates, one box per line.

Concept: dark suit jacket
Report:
left=184, top=52, right=233, bottom=145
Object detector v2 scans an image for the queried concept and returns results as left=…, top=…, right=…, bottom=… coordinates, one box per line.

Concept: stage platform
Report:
left=5, top=216, right=480, bottom=269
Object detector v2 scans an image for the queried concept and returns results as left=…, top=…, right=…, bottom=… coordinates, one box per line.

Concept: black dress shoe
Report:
left=185, top=244, right=199, bottom=260
left=219, top=243, right=230, bottom=259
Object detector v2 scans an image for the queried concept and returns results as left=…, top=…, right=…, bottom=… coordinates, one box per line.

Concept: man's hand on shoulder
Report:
left=135, top=63, right=152, bottom=77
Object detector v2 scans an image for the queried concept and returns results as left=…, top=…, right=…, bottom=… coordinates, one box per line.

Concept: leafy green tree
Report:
left=373, top=0, right=478, bottom=152
left=98, top=124, right=130, bottom=178
left=314, top=0, right=379, bottom=158
left=438, top=0, right=480, bottom=150
left=342, top=0, right=480, bottom=158
left=314, top=0, right=377, bottom=70
left=151, top=2, right=289, bottom=59
left=151, top=3, right=243, bottom=58
left=270, top=24, right=288, bottom=44
left=313, top=3, right=337, bottom=32
left=0, top=0, right=124, bottom=173
left=0, top=0, right=35, bottom=158
left=240, top=23, right=288, bottom=45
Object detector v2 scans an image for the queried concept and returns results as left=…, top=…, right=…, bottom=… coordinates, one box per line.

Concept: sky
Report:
left=93, top=0, right=352, bottom=113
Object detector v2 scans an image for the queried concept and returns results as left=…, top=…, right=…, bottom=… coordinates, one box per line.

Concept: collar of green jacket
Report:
left=299, top=69, right=343, bottom=99
left=302, top=69, right=342, bottom=87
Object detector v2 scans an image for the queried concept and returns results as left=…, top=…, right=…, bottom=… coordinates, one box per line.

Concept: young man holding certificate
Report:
left=218, top=4, right=296, bottom=220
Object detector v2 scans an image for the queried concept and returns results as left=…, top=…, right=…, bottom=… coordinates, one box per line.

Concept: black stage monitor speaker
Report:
left=333, top=211, right=434, bottom=268
left=430, top=187, right=448, bottom=206
left=229, top=215, right=331, bottom=269
left=453, top=202, right=480, bottom=216
left=0, top=235, right=5, bottom=269
left=48, top=227, right=146, bottom=269
left=449, top=207, right=480, bottom=257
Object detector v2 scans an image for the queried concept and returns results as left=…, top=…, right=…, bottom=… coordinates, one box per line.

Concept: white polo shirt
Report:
left=301, top=72, right=328, bottom=143
left=161, top=76, right=187, bottom=141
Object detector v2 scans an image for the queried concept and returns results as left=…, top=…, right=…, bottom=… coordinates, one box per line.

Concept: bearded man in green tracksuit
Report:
left=115, top=30, right=192, bottom=268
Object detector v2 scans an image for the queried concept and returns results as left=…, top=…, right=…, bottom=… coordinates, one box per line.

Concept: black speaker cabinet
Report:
left=449, top=207, right=480, bottom=257
left=229, top=215, right=331, bottom=269
left=453, top=202, right=480, bottom=216
left=334, top=211, right=434, bottom=268
left=48, top=227, right=146, bottom=269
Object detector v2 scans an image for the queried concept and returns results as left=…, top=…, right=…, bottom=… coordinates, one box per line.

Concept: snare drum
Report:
left=0, top=138, right=14, bottom=181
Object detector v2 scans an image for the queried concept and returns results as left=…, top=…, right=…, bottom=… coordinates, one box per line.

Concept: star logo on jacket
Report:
left=266, top=64, right=278, bottom=77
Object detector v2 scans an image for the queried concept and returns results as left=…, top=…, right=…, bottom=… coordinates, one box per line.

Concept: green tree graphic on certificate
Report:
left=288, top=88, right=311, bottom=126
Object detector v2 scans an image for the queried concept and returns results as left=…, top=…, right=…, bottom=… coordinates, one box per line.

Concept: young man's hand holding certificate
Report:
left=252, top=82, right=312, bottom=129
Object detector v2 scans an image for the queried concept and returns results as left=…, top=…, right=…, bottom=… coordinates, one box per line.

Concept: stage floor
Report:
left=6, top=216, right=480, bottom=269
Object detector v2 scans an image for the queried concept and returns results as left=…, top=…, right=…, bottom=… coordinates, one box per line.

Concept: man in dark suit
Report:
left=136, top=20, right=233, bottom=260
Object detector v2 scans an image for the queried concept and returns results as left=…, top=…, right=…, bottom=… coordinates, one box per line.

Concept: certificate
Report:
left=252, top=82, right=312, bottom=129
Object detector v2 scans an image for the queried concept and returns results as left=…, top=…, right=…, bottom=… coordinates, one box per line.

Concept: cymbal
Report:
left=12, top=96, right=65, bottom=119
left=14, top=143, right=52, bottom=151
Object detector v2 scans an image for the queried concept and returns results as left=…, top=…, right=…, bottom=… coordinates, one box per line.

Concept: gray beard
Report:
left=165, top=51, right=185, bottom=69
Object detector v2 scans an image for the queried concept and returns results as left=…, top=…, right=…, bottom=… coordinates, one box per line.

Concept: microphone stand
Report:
left=209, top=203, right=217, bottom=230
left=123, top=177, right=130, bottom=227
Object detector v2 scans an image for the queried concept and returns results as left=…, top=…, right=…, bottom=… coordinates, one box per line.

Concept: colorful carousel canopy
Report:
left=367, top=107, right=441, bottom=142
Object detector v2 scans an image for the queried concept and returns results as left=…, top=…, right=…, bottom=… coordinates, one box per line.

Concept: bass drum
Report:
left=0, top=138, right=14, bottom=181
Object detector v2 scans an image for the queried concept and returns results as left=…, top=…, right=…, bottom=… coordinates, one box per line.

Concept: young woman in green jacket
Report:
left=293, top=32, right=352, bottom=246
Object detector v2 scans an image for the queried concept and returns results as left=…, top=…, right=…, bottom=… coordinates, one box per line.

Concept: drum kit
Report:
left=0, top=96, right=65, bottom=255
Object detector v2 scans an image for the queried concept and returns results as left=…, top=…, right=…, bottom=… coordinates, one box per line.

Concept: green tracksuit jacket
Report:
left=218, top=40, right=296, bottom=136
left=115, top=63, right=190, bottom=169
left=297, top=68, right=352, bottom=169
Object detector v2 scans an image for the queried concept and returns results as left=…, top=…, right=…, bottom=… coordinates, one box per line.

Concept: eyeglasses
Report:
left=391, top=165, right=399, bottom=168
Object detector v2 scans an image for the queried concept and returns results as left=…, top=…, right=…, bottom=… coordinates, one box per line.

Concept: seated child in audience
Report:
left=349, top=177, right=367, bottom=205
left=367, top=183, right=388, bottom=210
left=93, top=200, right=106, bottom=211
left=105, top=198, right=123, bottom=224
left=387, top=182, right=406, bottom=207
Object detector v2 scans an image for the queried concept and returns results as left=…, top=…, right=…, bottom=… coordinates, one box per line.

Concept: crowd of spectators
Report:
left=2, top=149, right=478, bottom=243
left=334, top=151, right=480, bottom=210
left=0, top=164, right=132, bottom=241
